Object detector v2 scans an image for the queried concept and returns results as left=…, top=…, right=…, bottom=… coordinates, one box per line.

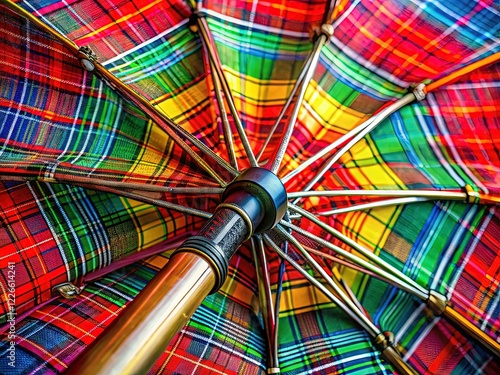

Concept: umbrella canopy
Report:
left=1, top=0, right=499, bottom=374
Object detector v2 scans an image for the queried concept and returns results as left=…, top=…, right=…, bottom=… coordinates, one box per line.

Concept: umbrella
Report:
left=0, top=0, right=499, bottom=373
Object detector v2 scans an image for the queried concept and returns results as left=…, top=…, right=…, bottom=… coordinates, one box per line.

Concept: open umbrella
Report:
left=0, top=0, right=499, bottom=374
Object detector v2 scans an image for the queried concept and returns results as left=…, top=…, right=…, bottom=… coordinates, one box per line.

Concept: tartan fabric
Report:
left=280, top=0, right=500, bottom=181
left=0, top=180, right=204, bottom=324
left=203, top=0, right=328, bottom=34
left=208, top=16, right=311, bottom=167
left=0, top=6, right=221, bottom=188
left=267, top=217, right=500, bottom=374
left=0, top=0, right=499, bottom=374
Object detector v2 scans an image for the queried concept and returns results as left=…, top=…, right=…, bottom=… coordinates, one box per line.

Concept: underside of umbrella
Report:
left=1, top=0, right=499, bottom=374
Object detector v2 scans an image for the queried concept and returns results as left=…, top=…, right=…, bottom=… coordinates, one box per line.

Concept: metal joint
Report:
left=188, top=13, right=201, bottom=32
left=426, top=290, right=448, bottom=316
left=78, top=46, right=98, bottom=72
left=373, top=332, right=389, bottom=351
left=412, top=83, right=426, bottom=101
left=53, top=282, right=82, bottom=299
left=320, top=24, right=334, bottom=38
left=464, top=184, right=480, bottom=203
left=373, top=331, right=397, bottom=352
left=267, top=368, right=281, bottom=374
left=222, top=168, right=288, bottom=233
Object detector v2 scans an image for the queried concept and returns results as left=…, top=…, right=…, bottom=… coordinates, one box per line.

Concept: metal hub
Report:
left=174, top=168, right=287, bottom=293
left=222, top=167, right=288, bottom=234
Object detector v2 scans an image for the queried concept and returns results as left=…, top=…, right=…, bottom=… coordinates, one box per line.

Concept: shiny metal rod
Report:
left=287, top=189, right=467, bottom=200
left=317, top=197, right=431, bottom=216
left=197, top=16, right=258, bottom=167
left=443, top=306, right=500, bottom=358
left=66, top=168, right=287, bottom=374
left=276, top=225, right=380, bottom=336
left=264, top=233, right=377, bottom=335
left=268, top=29, right=330, bottom=174
left=282, top=93, right=415, bottom=185
left=251, top=237, right=279, bottom=373
left=66, top=252, right=216, bottom=374
left=256, top=44, right=315, bottom=161
left=296, top=92, right=416, bottom=192
left=208, top=55, right=239, bottom=169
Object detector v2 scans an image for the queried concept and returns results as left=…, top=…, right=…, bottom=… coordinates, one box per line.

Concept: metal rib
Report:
left=268, top=228, right=418, bottom=375
left=1, top=0, right=236, bottom=187
left=275, top=225, right=380, bottom=335
left=317, top=197, right=432, bottom=216
left=197, top=16, right=258, bottom=167
left=278, top=220, right=426, bottom=299
left=263, top=232, right=378, bottom=336
left=305, top=247, right=400, bottom=288
left=251, top=236, right=279, bottom=372
left=209, top=55, right=239, bottom=169
left=322, top=0, right=340, bottom=25
left=288, top=204, right=429, bottom=299
left=67, top=182, right=213, bottom=219
left=256, top=46, right=315, bottom=161
left=269, top=34, right=327, bottom=174
left=288, top=189, right=467, bottom=201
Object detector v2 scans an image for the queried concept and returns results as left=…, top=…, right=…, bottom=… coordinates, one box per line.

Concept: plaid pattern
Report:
left=14, top=0, right=191, bottom=62
left=0, top=0, right=499, bottom=374
left=332, top=0, right=500, bottom=85
left=0, top=6, right=220, bottom=187
left=0, top=180, right=204, bottom=324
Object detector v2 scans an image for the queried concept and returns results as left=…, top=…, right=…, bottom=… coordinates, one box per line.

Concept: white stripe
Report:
left=52, top=70, right=88, bottom=176
left=414, top=100, right=466, bottom=186
left=329, top=38, right=410, bottom=88
left=21, top=0, right=67, bottom=36
left=0, top=21, right=29, bottom=157
left=298, top=353, right=377, bottom=375
left=45, top=183, right=87, bottom=274
left=426, top=93, right=487, bottom=193
left=88, top=98, right=123, bottom=174
left=71, top=81, right=103, bottom=164
left=94, top=282, right=134, bottom=301
left=448, top=207, right=495, bottom=296
left=60, top=0, right=121, bottom=57
left=403, top=317, right=438, bottom=360
left=26, top=182, right=72, bottom=280
left=431, top=205, right=477, bottom=290
left=181, top=330, right=264, bottom=367
left=68, top=186, right=111, bottom=268
left=423, top=0, right=500, bottom=43
left=395, top=303, right=426, bottom=343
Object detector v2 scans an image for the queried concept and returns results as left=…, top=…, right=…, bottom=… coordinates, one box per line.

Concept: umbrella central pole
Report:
left=66, top=168, right=287, bottom=375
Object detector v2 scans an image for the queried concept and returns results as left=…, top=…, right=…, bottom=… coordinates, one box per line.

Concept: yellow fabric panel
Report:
left=278, top=280, right=333, bottom=316
left=304, top=81, right=367, bottom=133
left=120, top=197, right=173, bottom=249
left=128, top=120, right=175, bottom=181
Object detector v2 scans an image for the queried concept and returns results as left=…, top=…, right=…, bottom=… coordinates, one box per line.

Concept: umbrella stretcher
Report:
left=0, top=0, right=499, bottom=374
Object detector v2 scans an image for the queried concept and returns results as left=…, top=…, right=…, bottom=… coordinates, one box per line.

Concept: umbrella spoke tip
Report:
left=320, top=24, right=335, bottom=37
